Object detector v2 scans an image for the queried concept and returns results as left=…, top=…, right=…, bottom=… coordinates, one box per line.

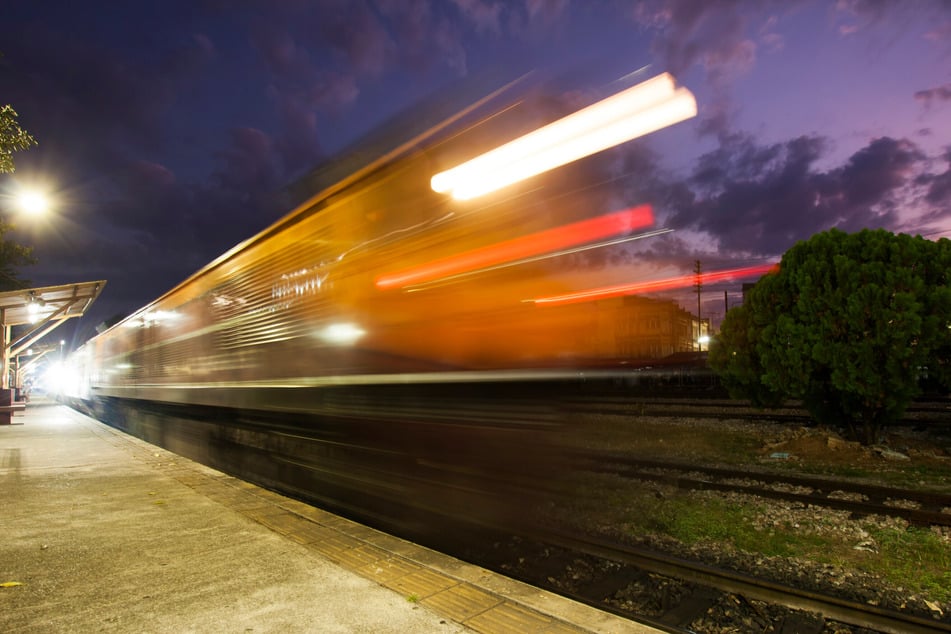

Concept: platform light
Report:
left=431, top=73, right=697, bottom=200
left=27, top=296, right=46, bottom=324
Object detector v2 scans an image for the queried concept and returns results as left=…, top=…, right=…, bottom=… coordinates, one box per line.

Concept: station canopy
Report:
left=0, top=281, right=106, bottom=379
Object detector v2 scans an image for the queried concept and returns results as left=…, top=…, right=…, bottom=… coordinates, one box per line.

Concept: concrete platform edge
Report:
left=71, top=406, right=660, bottom=634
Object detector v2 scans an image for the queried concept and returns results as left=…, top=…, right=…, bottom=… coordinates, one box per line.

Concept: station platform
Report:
left=0, top=399, right=655, bottom=633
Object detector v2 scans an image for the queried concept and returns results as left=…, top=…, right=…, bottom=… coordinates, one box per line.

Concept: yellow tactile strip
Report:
left=77, top=412, right=657, bottom=634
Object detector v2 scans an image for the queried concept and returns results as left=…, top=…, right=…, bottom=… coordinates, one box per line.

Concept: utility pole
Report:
left=694, top=260, right=702, bottom=351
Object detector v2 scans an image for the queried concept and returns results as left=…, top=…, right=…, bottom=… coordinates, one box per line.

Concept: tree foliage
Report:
left=0, top=101, right=38, bottom=288
left=1, top=104, right=37, bottom=174
left=0, top=219, right=36, bottom=291
left=710, top=229, right=951, bottom=445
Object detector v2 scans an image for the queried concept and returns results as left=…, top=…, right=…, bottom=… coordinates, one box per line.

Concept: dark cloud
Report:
left=834, top=0, right=896, bottom=25
left=451, top=0, right=504, bottom=36
left=915, top=83, right=951, bottom=108
left=211, top=128, right=280, bottom=193
left=835, top=0, right=951, bottom=29
left=525, top=0, right=572, bottom=24
left=835, top=137, right=923, bottom=210
left=676, top=135, right=826, bottom=253
left=923, top=19, right=951, bottom=46
left=921, top=147, right=951, bottom=208
left=632, top=0, right=753, bottom=76
left=271, top=92, right=325, bottom=173
left=313, top=1, right=393, bottom=76
left=40, top=128, right=285, bottom=276
left=376, top=0, right=469, bottom=74
left=2, top=0, right=948, bottom=342
left=1, top=22, right=214, bottom=168
left=0, top=13, right=266, bottom=327
left=663, top=135, right=925, bottom=255
left=629, top=0, right=776, bottom=138
left=632, top=0, right=949, bottom=140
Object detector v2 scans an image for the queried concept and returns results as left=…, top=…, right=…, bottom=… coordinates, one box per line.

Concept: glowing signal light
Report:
left=530, top=263, right=779, bottom=306
left=431, top=73, right=697, bottom=200
left=375, top=204, right=654, bottom=290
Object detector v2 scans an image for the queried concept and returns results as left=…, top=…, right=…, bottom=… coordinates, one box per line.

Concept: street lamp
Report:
left=15, top=188, right=51, bottom=216
left=2, top=182, right=54, bottom=220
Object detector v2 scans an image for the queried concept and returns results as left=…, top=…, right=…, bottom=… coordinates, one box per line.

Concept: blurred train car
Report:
left=61, top=70, right=698, bottom=542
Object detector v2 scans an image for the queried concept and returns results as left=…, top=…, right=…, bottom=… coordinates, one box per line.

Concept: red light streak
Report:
left=530, top=263, right=779, bottom=306
left=375, top=204, right=655, bottom=290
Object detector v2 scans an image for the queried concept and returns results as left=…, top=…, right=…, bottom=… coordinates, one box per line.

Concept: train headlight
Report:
left=319, top=323, right=365, bottom=345
left=42, top=361, right=79, bottom=395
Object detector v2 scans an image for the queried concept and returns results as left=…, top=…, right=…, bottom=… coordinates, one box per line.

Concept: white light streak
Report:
left=431, top=73, right=697, bottom=200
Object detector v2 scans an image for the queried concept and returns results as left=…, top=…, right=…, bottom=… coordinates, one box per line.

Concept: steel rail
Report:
left=541, top=528, right=951, bottom=634
left=581, top=454, right=951, bottom=526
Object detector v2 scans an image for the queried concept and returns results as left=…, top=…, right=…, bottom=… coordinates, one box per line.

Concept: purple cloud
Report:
left=920, top=147, right=951, bottom=208
left=915, top=83, right=951, bottom=108
left=451, top=0, right=504, bottom=36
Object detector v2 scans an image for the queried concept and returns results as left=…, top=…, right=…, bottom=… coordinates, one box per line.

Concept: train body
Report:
left=61, top=73, right=703, bottom=539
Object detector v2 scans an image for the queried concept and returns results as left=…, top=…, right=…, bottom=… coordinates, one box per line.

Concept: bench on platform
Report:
left=0, top=401, right=26, bottom=423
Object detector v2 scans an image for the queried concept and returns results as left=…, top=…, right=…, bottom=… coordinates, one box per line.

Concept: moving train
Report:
left=60, top=71, right=699, bottom=540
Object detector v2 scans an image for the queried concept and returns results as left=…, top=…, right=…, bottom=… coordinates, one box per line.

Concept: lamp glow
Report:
left=431, top=73, right=696, bottom=200
left=16, top=189, right=51, bottom=216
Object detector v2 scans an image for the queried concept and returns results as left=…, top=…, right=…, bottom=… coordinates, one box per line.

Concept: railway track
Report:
left=482, top=528, right=951, bottom=634
left=460, top=448, right=951, bottom=633
left=578, top=453, right=951, bottom=527
left=564, top=396, right=951, bottom=426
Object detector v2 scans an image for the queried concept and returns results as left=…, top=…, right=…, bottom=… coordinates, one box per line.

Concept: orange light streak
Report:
left=530, top=263, right=779, bottom=306
left=375, top=204, right=655, bottom=290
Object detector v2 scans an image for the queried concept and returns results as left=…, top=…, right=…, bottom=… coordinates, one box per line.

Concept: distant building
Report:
left=588, top=295, right=704, bottom=360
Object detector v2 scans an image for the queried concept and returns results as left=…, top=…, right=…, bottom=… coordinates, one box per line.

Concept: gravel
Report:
left=532, top=414, right=951, bottom=631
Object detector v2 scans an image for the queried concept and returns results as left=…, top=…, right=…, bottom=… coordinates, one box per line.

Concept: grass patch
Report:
left=865, top=526, right=951, bottom=602
left=600, top=486, right=951, bottom=603
left=556, top=415, right=951, bottom=605
left=632, top=493, right=826, bottom=558
left=777, top=460, right=951, bottom=489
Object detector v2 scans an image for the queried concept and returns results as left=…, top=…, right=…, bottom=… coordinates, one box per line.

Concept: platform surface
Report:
left=0, top=399, right=657, bottom=633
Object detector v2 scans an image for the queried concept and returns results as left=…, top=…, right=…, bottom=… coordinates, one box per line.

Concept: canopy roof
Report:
left=0, top=281, right=107, bottom=389
left=0, top=280, right=106, bottom=327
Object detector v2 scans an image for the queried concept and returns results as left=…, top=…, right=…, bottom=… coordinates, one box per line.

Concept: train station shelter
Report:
left=0, top=280, right=106, bottom=418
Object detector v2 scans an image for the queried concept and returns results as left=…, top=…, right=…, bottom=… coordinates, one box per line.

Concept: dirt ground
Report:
left=758, top=423, right=951, bottom=486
